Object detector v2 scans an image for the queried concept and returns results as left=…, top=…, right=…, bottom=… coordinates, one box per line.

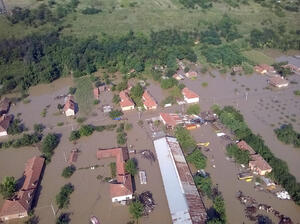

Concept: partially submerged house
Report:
left=0, top=156, right=45, bottom=222
left=0, top=98, right=11, bottom=116
left=142, top=90, right=157, bottom=110
left=153, top=137, right=207, bottom=224
left=268, top=75, right=289, bottom=88
left=0, top=114, right=13, bottom=137
left=93, top=87, right=100, bottom=99
left=97, top=148, right=133, bottom=202
left=236, top=140, right=256, bottom=155
left=254, top=64, right=276, bottom=74
left=282, top=64, right=300, bottom=74
left=63, top=95, right=76, bottom=117
left=182, top=87, right=199, bottom=104
left=249, top=154, right=272, bottom=176
left=185, top=71, right=198, bottom=79
left=173, top=73, right=184, bottom=80
left=119, top=91, right=135, bottom=111
left=160, top=113, right=183, bottom=129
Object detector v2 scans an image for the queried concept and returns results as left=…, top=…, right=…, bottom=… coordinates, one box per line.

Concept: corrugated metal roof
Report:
left=154, top=137, right=207, bottom=224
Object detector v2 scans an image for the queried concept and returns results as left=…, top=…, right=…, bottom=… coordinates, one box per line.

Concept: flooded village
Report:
left=0, top=53, right=300, bottom=224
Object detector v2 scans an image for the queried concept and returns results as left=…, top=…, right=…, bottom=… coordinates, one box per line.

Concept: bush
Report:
left=93, top=99, right=99, bottom=105
left=82, top=7, right=101, bottom=14
left=110, top=162, right=116, bottom=178
left=7, top=119, right=23, bottom=135
left=56, top=183, right=74, bottom=209
left=175, top=126, right=197, bottom=153
left=62, top=165, right=76, bottom=178
left=125, top=123, right=133, bottom=131
left=294, top=90, right=300, bottom=96
left=113, top=94, right=121, bottom=104
left=117, top=132, right=127, bottom=145
left=33, top=123, right=45, bottom=133
left=194, top=175, right=212, bottom=197
left=226, top=144, right=250, bottom=164
left=109, top=110, right=123, bottom=119
left=41, top=133, right=59, bottom=162
left=125, top=159, right=137, bottom=176
left=69, top=130, right=80, bottom=141
left=187, top=104, right=200, bottom=115
left=76, top=117, right=86, bottom=123
left=0, top=176, right=17, bottom=199
left=186, top=150, right=206, bottom=169
left=79, top=125, right=94, bottom=136
left=274, top=124, right=300, bottom=148
left=56, top=213, right=70, bottom=224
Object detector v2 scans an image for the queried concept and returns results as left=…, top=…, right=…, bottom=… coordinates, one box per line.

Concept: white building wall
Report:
left=0, top=131, right=8, bottom=137
left=121, top=105, right=134, bottom=111
left=184, top=96, right=199, bottom=104
left=65, top=109, right=75, bottom=116
left=112, top=194, right=133, bottom=202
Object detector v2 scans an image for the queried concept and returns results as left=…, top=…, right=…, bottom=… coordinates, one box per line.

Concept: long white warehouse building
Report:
left=153, top=137, right=207, bottom=224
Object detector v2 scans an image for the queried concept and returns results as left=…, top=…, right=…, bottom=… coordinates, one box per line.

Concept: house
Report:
left=97, top=148, right=133, bottom=202
left=0, top=114, right=13, bottom=137
left=254, top=64, right=276, bottom=74
left=0, top=157, right=45, bottom=222
left=119, top=91, right=134, bottom=111
left=182, top=87, right=199, bottom=104
left=0, top=98, right=11, bottom=115
left=249, top=154, right=272, bottom=176
left=142, top=91, right=157, bottom=110
left=282, top=64, right=300, bottom=74
left=160, top=113, right=183, bottom=129
left=236, top=140, right=256, bottom=155
left=153, top=137, right=207, bottom=224
left=232, top=66, right=243, bottom=73
left=268, top=75, right=289, bottom=88
left=93, top=87, right=100, bottom=99
left=185, top=71, right=198, bottom=79
left=63, top=95, right=76, bottom=117
left=173, top=73, right=184, bottom=80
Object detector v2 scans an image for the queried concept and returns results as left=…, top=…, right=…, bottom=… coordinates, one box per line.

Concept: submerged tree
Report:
left=0, top=176, right=17, bottom=199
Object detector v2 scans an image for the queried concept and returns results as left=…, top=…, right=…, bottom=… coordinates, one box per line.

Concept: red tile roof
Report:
left=63, top=95, right=75, bottom=111
left=268, top=75, right=289, bottom=87
left=97, top=148, right=133, bottom=199
left=237, top=140, right=256, bottom=155
left=185, top=71, right=198, bottom=78
left=93, top=88, right=100, bottom=99
left=119, top=91, right=134, bottom=108
left=142, top=91, right=157, bottom=109
left=160, top=113, right=183, bottom=128
left=0, top=114, right=13, bottom=132
left=0, top=157, right=44, bottom=219
left=254, top=64, right=275, bottom=74
left=182, top=87, right=199, bottom=99
left=249, top=154, right=272, bottom=172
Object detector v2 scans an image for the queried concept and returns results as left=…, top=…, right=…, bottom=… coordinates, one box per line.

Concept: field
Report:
left=1, top=0, right=300, bottom=39
left=243, top=50, right=276, bottom=65
left=74, top=76, right=94, bottom=115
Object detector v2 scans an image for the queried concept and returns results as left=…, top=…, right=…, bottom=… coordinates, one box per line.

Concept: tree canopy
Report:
left=0, top=176, right=17, bottom=199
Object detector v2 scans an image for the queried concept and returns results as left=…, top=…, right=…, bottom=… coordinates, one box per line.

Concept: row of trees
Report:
left=226, top=144, right=250, bottom=164
left=69, top=124, right=116, bottom=141
left=214, top=105, right=300, bottom=205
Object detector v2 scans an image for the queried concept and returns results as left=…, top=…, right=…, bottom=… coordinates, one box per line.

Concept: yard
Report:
left=74, top=76, right=94, bottom=115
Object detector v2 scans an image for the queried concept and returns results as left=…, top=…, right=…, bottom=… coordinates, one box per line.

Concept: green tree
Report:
left=186, top=150, right=207, bottom=169
left=62, top=165, right=76, bottom=178
left=0, top=176, right=17, bottom=199
left=125, top=159, right=137, bottom=176
left=129, top=200, right=144, bottom=223
left=213, top=195, right=226, bottom=223
left=117, top=132, right=127, bottom=145
left=194, top=176, right=212, bottom=197
left=109, top=110, right=123, bottom=119
left=41, top=133, right=59, bottom=161
left=69, top=130, right=80, bottom=141
left=187, top=104, right=200, bottom=115
left=175, top=126, right=197, bottom=153
left=79, top=125, right=94, bottom=137
left=56, top=183, right=74, bottom=209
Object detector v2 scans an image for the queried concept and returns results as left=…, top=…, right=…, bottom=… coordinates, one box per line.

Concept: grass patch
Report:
left=201, top=82, right=208, bottom=87
left=243, top=50, right=275, bottom=65
left=74, top=77, right=94, bottom=115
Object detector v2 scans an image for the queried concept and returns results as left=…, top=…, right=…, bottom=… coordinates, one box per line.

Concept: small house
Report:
left=119, top=91, right=135, bottom=111
left=93, top=87, right=100, bottom=99
left=64, top=95, right=76, bottom=117
left=254, top=64, right=276, bottom=74
left=236, top=140, right=256, bottom=155
left=160, top=113, right=183, bottom=129
left=0, top=98, right=11, bottom=115
left=142, top=90, right=157, bottom=110
left=182, top=87, right=199, bottom=104
left=173, top=73, right=184, bottom=80
left=249, top=154, right=272, bottom=176
left=0, top=114, right=13, bottom=137
left=185, top=71, right=198, bottom=79
left=268, top=75, right=289, bottom=88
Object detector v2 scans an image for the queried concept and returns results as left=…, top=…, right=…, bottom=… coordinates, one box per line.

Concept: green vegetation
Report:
left=272, top=62, right=293, bottom=77
left=112, top=94, right=121, bottom=104
left=129, top=199, right=144, bottom=223
left=110, top=162, right=116, bottom=178
left=125, top=123, right=133, bottom=131
left=201, top=82, right=208, bottom=87
left=242, top=50, right=275, bottom=65
left=175, top=126, right=197, bottom=153
left=194, top=175, right=212, bottom=197
left=41, top=133, right=60, bottom=162
left=109, top=110, right=123, bottom=119
left=294, top=90, right=300, bottom=96
left=56, top=213, right=70, bottom=224
left=125, top=159, right=137, bottom=176
left=57, top=122, right=64, bottom=126
left=116, top=123, right=127, bottom=145
left=41, top=108, right=47, bottom=117
left=187, top=104, right=200, bottom=115
left=7, top=118, right=24, bottom=135
left=186, top=150, right=207, bottom=169
left=274, top=124, right=300, bottom=148
left=56, top=183, right=74, bottom=209
left=62, top=165, right=76, bottom=178
left=0, top=133, right=42, bottom=149
left=0, top=176, right=17, bottom=199
left=129, top=83, right=143, bottom=106
left=214, top=106, right=300, bottom=205
left=211, top=195, right=226, bottom=224
left=69, top=124, right=116, bottom=141
left=226, top=144, right=250, bottom=164
left=76, top=117, right=86, bottom=124
left=68, top=87, right=77, bottom=95
left=75, top=77, right=93, bottom=115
